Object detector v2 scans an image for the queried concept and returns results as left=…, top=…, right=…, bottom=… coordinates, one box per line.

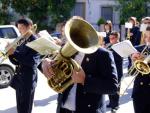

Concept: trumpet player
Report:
left=7, top=18, right=41, bottom=113
left=131, top=26, right=150, bottom=113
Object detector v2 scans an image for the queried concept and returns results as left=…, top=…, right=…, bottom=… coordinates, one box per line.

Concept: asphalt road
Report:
left=0, top=59, right=135, bottom=113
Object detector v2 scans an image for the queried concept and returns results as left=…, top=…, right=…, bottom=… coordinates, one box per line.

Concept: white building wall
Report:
left=85, top=0, right=120, bottom=31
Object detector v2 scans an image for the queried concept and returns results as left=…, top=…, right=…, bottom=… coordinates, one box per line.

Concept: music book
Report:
left=97, top=32, right=106, bottom=37
left=111, top=40, right=137, bottom=58
left=26, top=37, right=61, bottom=55
left=37, top=30, right=55, bottom=41
left=125, top=22, right=133, bottom=28
left=140, top=24, right=148, bottom=32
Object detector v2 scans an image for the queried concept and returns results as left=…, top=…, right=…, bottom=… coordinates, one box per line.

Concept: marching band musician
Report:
left=7, top=18, right=41, bottom=113
left=131, top=26, right=150, bottom=113
left=140, top=17, right=150, bottom=45
left=103, top=20, right=113, bottom=45
left=126, top=17, right=141, bottom=46
left=42, top=49, right=118, bottom=113
left=41, top=17, right=118, bottom=113
left=106, top=31, right=123, bottom=113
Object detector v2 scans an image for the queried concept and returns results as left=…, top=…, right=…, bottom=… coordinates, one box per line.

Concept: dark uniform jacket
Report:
left=106, top=44, right=123, bottom=82
left=9, top=35, right=41, bottom=90
left=56, top=48, right=118, bottom=113
left=132, top=44, right=150, bottom=98
left=104, top=31, right=111, bottom=45
left=126, top=26, right=141, bottom=46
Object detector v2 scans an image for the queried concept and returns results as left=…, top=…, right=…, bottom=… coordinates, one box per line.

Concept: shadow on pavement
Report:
left=119, top=87, right=133, bottom=105
left=34, top=94, right=58, bottom=106
left=0, top=107, right=17, bottom=113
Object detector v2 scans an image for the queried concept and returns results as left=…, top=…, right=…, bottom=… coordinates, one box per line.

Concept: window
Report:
left=0, top=27, right=18, bottom=39
left=71, top=2, right=85, bottom=19
left=101, top=6, right=113, bottom=22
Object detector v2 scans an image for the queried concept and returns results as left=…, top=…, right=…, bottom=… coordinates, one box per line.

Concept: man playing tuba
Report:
left=41, top=16, right=118, bottom=113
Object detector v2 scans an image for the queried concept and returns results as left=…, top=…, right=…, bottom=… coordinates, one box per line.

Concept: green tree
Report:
left=0, top=0, right=11, bottom=24
left=117, top=0, right=149, bottom=24
left=0, top=0, right=76, bottom=31
left=49, top=0, right=76, bottom=28
left=11, top=0, right=50, bottom=30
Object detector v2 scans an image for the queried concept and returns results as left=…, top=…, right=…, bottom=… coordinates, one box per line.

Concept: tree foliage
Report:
left=0, top=0, right=76, bottom=31
left=0, top=0, right=11, bottom=24
left=49, top=0, right=76, bottom=27
left=117, top=0, right=149, bottom=24
left=11, top=0, right=50, bottom=30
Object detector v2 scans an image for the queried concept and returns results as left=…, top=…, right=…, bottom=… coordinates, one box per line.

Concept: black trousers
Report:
left=60, top=108, right=75, bottom=113
left=108, top=81, right=121, bottom=109
left=133, top=96, right=150, bottom=113
left=16, top=88, right=35, bottom=113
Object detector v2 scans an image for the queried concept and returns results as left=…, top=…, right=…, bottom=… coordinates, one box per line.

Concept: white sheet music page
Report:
left=111, top=40, right=138, bottom=58
left=26, top=37, right=61, bottom=55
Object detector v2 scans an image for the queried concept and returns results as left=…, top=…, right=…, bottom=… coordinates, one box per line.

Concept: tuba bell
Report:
left=48, top=18, right=99, bottom=93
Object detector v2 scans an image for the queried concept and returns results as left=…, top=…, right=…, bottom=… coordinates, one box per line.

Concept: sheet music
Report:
left=125, top=22, right=133, bottom=28
left=140, top=24, right=148, bottom=32
left=26, top=37, right=61, bottom=55
left=37, top=30, right=55, bottom=41
left=111, top=40, right=137, bottom=58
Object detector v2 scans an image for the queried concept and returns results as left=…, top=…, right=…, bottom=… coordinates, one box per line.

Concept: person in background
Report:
left=7, top=18, right=41, bottom=113
left=126, top=17, right=141, bottom=70
left=41, top=17, right=118, bottom=113
left=131, top=26, right=150, bottom=113
left=126, top=17, right=141, bottom=46
left=97, top=31, right=105, bottom=47
left=103, top=20, right=113, bottom=45
left=106, top=31, right=123, bottom=113
left=140, top=17, right=150, bottom=45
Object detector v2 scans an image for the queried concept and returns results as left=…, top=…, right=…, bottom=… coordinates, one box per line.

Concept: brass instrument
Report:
left=128, top=45, right=150, bottom=76
left=0, top=24, right=37, bottom=64
left=127, top=28, right=131, bottom=40
left=120, top=45, right=150, bottom=96
left=48, top=18, right=99, bottom=93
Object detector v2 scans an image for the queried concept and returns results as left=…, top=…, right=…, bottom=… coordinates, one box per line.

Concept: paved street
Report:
left=0, top=59, right=135, bottom=113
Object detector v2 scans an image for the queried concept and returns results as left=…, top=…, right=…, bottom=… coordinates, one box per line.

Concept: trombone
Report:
left=120, top=45, right=150, bottom=96
left=128, top=45, right=150, bottom=76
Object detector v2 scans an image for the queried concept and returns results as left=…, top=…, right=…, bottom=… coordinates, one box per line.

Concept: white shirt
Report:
left=62, top=52, right=85, bottom=111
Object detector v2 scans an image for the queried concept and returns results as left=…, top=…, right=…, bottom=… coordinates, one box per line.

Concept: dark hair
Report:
left=104, top=20, right=112, bottom=31
left=110, top=31, right=120, bottom=39
left=16, top=18, right=33, bottom=27
left=146, top=26, right=150, bottom=31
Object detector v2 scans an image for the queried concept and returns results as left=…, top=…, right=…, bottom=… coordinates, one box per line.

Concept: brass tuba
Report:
left=48, top=18, right=99, bottom=93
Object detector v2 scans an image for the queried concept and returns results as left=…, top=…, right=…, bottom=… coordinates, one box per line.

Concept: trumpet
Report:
left=0, top=24, right=37, bottom=64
